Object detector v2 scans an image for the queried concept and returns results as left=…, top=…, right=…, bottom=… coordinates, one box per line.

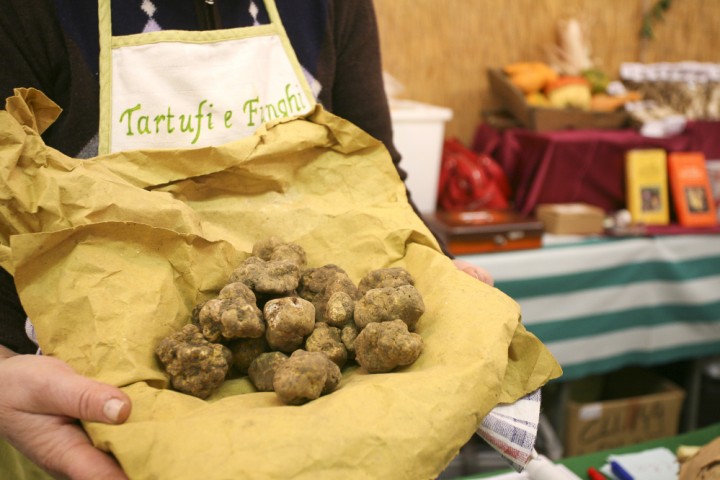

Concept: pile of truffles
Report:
left=155, top=237, right=425, bottom=405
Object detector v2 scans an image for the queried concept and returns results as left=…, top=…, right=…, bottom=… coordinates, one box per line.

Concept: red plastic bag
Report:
left=437, top=138, right=511, bottom=211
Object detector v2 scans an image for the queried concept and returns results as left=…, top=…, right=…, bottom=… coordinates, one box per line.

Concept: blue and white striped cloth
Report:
left=477, top=389, right=542, bottom=471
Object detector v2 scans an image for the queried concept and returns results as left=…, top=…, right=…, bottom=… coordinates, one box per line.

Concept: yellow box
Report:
left=625, top=148, right=670, bottom=226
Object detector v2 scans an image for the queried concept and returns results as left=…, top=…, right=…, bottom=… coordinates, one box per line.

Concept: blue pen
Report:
left=610, top=460, right=634, bottom=480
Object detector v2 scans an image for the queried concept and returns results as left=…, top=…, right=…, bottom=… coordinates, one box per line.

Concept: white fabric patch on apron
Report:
left=98, top=0, right=315, bottom=154
left=110, top=35, right=311, bottom=151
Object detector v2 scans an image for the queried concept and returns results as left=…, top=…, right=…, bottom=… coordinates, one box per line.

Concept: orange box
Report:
left=668, top=151, right=718, bottom=227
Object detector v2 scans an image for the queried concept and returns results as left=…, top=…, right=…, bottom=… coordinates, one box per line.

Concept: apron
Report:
left=97, top=0, right=316, bottom=154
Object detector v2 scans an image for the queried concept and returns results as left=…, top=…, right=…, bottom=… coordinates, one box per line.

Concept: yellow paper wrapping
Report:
left=0, top=89, right=561, bottom=480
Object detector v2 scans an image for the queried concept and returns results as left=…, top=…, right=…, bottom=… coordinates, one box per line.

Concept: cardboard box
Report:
left=564, top=368, right=686, bottom=457
left=423, top=209, right=544, bottom=255
left=536, top=203, right=605, bottom=235
left=390, top=99, right=453, bottom=213
left=487, top=69, right=629, bottom=132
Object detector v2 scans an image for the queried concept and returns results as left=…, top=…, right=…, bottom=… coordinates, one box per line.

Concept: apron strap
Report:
left=97, top=0, right=113, bottom=154
left=262, top=0, right=313, bottom=106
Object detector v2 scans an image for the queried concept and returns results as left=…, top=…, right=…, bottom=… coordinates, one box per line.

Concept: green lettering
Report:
left=118, top=104, right=142, bottom=136
left=285, top=84, right=302, bottom=113
left=207, top=103, right=214, bottom=130
left=276, top=98, right=288, bottom=117
left=166, top=107, right=175, bottom=133
left=224, top=110, right=233, bottom=128
left=190, top=100, right=208, bottom=144
left=264, top=103, right=279, bottom=121
left=243, top=98, right=259, bottom=126
left=297, top=85, right=307, bottom=109
left=179, top=114, right=194, bottom=133
left=137, top=115, right=151, bottom=134
left=153, top=114, right=166, bottom=133
left=118, top=102, right=222, bottom=141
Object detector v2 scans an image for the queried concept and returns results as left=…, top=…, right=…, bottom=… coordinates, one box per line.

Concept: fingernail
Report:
left=103, top=398, right=125, bottom=423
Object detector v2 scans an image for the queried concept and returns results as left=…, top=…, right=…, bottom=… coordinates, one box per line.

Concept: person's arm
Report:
left=0, top=4, right=133, bottom=478
left=0, top=0, right=102, bottom=351
left=0, top=268, right=133, bottom=479
left=0, top=0, right=99, bottom=156
left=318, top=1, right=398, bottom=162
left=317, top=0, right=493, bottom=285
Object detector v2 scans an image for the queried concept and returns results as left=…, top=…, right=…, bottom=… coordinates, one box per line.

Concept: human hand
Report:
left=452, top=259, right=494, bottom=286
left=0, top=346, right=131, bottom=480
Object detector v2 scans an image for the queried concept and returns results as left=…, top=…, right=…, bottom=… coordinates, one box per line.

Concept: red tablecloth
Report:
left=473, top=121, right=720, bottom=215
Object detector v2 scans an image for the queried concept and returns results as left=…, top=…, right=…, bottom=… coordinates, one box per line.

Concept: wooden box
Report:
left=423, top=209, right=544, bottom=255
left=536, top=203, right=605, bottom=235
left=487, top=69, right=629, bottom=132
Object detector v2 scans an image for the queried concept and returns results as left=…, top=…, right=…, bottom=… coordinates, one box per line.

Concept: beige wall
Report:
left=374, top=0, right=720, bottom=144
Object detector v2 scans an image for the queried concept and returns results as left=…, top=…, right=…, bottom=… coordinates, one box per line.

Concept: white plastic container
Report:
left=390, top=100, right=453, bottom=213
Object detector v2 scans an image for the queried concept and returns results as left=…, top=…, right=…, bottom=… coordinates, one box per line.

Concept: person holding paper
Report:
left=0, top=1, right=493, bottom=478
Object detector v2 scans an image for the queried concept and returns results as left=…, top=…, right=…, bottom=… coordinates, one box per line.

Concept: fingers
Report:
left=473, top=269, right=495, bottom=286
left=42, top=362, right=132, bottom=425
left=23, top=418, right=128, bottom=480
left=2, top=354, right=131, bottom=425
left=452, top=259, right=495, bottom=286
left=0, top=353, right=131, bottom=480
left=65, top=447, right=129, bottom=480
left=60, top=427, right=130, bottom=480
left=0, top=345, right=16, bottom=359
left=48, top=375, right=131, bottom=425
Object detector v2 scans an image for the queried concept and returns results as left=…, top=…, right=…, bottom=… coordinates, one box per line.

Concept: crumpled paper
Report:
left=680, top=437, right=720, bottom=480
left=0, top=88, right=561, bottom=480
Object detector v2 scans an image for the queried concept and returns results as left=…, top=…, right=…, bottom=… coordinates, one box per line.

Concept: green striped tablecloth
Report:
left=460, top=234, right=720, bottom=381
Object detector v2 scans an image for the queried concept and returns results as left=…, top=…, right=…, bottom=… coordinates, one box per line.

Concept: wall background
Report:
left=374, top=0, right=720, bottom=145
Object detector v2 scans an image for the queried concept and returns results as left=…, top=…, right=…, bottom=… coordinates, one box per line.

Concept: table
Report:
left=472, top=121, right=720, bottom=215
left=460, top=233, right=720, bottom=383
left=467, top=421, right=720, bottom=479
left=460, top=232, right=720, bottom=445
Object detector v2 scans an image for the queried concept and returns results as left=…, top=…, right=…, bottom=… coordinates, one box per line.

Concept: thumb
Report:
left=50, top=374, right=132, bottom=425
left=25, top=358, right=132, bottom=424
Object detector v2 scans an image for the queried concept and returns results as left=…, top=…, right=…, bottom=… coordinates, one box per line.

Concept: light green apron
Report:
left=97, top=0, right=315, bottom=154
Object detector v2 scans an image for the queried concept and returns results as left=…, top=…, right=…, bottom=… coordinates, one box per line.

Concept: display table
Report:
left=460, top=233, right=720, bottom=382
left=473, top=121, right=720, bottom=215
left=467, top=422, right=720, bottom=479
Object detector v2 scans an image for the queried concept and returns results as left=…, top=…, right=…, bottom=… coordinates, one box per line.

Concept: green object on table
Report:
left=562, top=422, right=720, bottom=476
left=465, top=422, right=720, bottom=479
